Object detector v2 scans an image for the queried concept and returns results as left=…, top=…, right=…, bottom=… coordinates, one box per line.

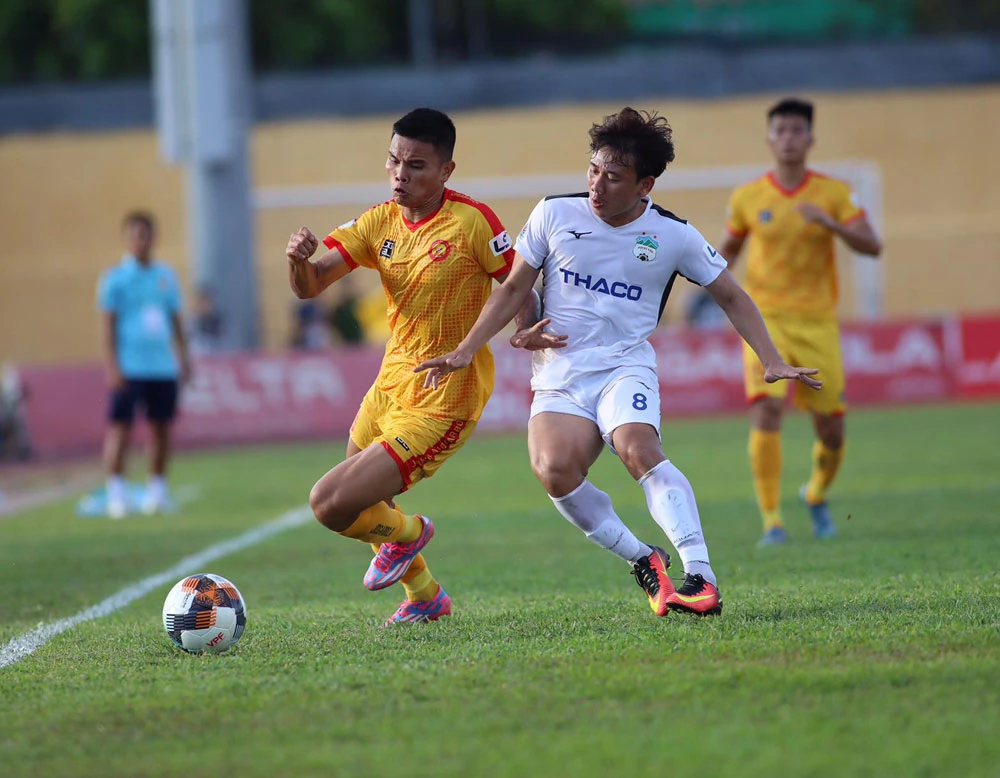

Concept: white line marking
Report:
left=0, top=504, right=313, bottom=670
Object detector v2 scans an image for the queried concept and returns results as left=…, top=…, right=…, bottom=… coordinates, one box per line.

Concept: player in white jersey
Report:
left=417, top=108, right=820, bottom=617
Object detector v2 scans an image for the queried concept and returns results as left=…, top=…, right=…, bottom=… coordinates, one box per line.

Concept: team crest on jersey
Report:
left=380, top=239, right=396, bottom=259
left=633, top=234, right=659, bottom=262
left=759, top=209, right=773, bottom=223
left=429, top=239, right=451, bottom=262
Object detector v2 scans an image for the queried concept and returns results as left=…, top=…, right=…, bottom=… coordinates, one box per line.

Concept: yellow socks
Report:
left=366, top=543, right=439, bottom=602
left=749, top=429, right=783, bottom=530
left=401, top=554, right=440, bottom=602
left=805, top=441, right=845, bottom=505
left=341, top=502, right=422, bottom=544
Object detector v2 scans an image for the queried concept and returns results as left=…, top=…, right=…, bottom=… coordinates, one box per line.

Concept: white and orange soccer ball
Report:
left=162, top=573, right=247, bottom=653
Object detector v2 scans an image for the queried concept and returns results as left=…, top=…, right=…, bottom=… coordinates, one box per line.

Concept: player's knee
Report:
left=309, top=480, right=354, bottom=531
left=820, top=427, right=844, bottom=450
left=617, top=443, right=663, bottom=481
left=531, top=453, right=584, bottom=497
left=752, top=399, right=783, bottom=431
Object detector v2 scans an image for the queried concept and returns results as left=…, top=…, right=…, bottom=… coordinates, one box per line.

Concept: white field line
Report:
left=0, top=504, right=312, bottom=670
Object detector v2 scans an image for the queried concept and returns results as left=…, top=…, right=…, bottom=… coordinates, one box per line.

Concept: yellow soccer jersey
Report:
left=323, top=189, right=515, bottom=421
left=726, top=171, right=865, bottom=316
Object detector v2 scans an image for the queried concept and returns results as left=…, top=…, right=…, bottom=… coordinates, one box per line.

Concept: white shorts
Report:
left=529, top=366, right=661, bottom=453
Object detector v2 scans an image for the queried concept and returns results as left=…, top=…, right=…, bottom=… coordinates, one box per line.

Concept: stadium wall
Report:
left=16, top=315, right=1000, bottom=461
left=1, top=85, right=998, bottom=364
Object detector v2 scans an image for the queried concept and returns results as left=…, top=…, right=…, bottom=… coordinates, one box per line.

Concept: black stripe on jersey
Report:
left=543, top=192, right=589, bottom=201
left=657, top=271, right=697, bottom=324
left=650, top=204, right=687, bottom=223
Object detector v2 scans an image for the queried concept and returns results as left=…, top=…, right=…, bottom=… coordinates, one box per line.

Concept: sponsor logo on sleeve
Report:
left=489, top=230, right=512, bottom=256
left=379, top=239, right=396, bottom=259
left=705, top=244, right=719, bottom=259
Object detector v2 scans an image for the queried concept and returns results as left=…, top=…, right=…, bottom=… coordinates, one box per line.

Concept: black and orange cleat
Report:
left=631, top=546, right=674, bottom=617
left=666, top=573, right=723, bottom=616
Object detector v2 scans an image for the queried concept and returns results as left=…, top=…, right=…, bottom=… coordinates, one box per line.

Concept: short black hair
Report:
left=122, top=210, right=155, bottom=232
left=588, top=107, right=675, bottom=181
left=768, top=98, right=814, bottom=127
left=391, top=108, right=457, bottom=162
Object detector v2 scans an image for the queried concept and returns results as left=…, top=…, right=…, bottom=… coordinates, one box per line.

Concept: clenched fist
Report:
left=286, top=227, right=319, bottom=263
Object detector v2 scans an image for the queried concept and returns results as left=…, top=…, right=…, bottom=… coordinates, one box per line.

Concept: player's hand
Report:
left=414, top=349, right=475, bottom=389
left=509, top=318, right=569, bottom=351
left=764, top=362, right=822, bottom=390
left=794, top=203, right=835, bottom=229
left=286, top=227, right=319, bottom=263
left=180, top=355, right=193, bottom=385
left=107, top=365, right=125, bottom=391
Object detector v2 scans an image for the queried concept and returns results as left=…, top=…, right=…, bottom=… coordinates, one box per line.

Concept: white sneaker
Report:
left=107, top=498, right=127, bottom=520
left=141, top=493, right=164, bottom=515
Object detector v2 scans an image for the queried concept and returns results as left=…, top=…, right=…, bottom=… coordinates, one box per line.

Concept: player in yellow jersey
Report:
left=717, top=98, right=883, bottom=546
left=285, top=108, right=520, bottom=624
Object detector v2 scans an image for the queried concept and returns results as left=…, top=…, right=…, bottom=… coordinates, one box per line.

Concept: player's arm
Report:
left=796, top=204, right=882, bottom=256
left=705, top=269, right=822, bottom=389
left=170, top=312, right=192, bottom=383
left=415, top=254, right=555, bottom=388
left=716, top=231, right=747, bottom=269
left=101, top=311, right=124, bottom=390
left=286, top=227, right=352, bottom=299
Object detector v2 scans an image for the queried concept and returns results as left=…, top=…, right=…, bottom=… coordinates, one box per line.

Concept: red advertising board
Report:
left=954, top=316, right=1000, bottom=399
left=13, top=316, right=1000, bottom=461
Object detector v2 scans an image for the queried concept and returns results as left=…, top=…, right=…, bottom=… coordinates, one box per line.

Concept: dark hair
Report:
left=768, top=98, right=814, bottom=127
left=588, top=107, right=675, bottom=181
left=391, top=108, right=457, bottom=162
left=122, top=210, right=155, bottom=232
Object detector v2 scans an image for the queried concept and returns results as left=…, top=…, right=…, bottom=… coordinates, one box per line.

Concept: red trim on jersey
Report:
left=401, top=194, right=447, bottom=231
left=489, top=259, right=513, bottom=280
left=446, top=189, right=517, bottom=268
left=746, top=392, right=771, bottom=405
left=322, top=236, right=357, bottom=269
left=842, top=209, right=868, bottom=226
left=725, top=226, right=748, bottom=239
left=766, top=170, right=814, bottom=198
left=380, top=441, right=412, bottom=490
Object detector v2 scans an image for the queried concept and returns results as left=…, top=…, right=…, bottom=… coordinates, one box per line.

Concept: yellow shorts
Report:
left=743, top=314, right=847, bottom=415
left=349, top=386, right=477, bottom=491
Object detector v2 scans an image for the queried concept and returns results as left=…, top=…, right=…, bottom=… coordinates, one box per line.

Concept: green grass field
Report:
left=2, top=403, right=999, bottom=777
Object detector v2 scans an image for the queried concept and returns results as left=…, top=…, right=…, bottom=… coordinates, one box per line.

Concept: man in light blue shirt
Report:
left=97, top=211, right=190, bottom=518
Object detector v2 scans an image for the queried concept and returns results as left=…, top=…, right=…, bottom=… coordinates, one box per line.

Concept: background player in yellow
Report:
left=285, top=108, right=520, bottom=624
left=717, top=98, right=883, bottom=545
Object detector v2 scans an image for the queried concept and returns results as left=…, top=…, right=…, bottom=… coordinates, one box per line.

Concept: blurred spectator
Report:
left=0, top=364, right=33, bottom=462
left=97, top=211, right=191, bottom=518
left=290, top=301, right=331, bottom=350
left=329, top=275, right=365, bottom=346
left=188, top=287, right=226, bottom=355
left=685, top=287, right=728, bottom=329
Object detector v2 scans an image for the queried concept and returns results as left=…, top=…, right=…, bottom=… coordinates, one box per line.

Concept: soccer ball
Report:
left=162, top=573, right=247, bottom=654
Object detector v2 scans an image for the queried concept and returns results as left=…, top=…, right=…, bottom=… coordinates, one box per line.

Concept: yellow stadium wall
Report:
left=1, top=85, right=998, bottom=365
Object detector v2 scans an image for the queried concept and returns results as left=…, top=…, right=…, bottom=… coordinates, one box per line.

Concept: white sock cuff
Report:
left=549, top=480, right=591, bottom=504
left=638, top=460, right=672, bottom=486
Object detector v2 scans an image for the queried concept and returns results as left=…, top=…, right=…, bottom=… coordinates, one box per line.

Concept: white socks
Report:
left=639, top=460, right=716, bottom=586
left=107, top=475, right=126, bottom=505
left=550, top=480, right=652, bottom=564
left=147, top=476, right=168, bottom=504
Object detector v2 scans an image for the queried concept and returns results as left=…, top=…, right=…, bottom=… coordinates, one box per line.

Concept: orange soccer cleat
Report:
left=631, top=546, right=674, bottom=617
left=666, top=573, right=723, bottom=616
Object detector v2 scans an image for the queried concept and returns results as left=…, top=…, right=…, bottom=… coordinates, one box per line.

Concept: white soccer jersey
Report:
left=514, top=193, right=727, bottom=391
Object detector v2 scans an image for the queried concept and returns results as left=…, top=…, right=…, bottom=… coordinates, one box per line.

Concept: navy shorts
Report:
left=109, top=379, right=179, bottom=425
